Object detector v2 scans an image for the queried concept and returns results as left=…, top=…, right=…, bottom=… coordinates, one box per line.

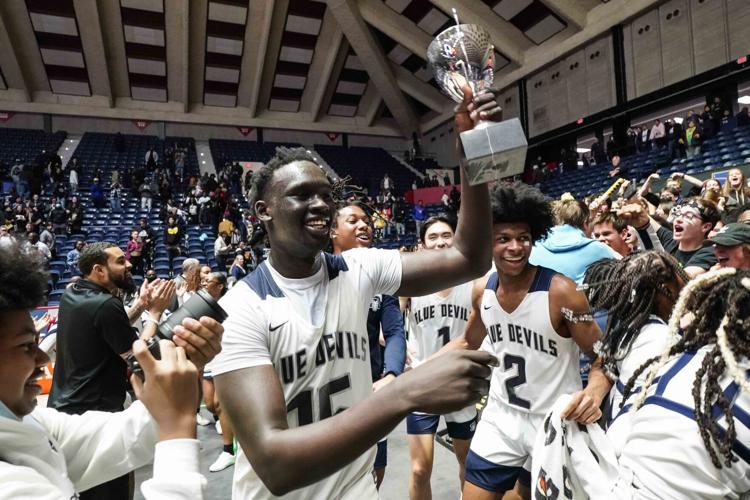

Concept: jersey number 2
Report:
left=286, top=374, right=351, bottom=426
left=503, top=354, right=530, bottom=409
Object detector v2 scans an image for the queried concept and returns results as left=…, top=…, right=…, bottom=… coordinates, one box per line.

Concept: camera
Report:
left=126, top=289, right=228, bottom=380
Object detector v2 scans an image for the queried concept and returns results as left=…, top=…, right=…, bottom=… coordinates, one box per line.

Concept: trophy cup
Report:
left=427, top=22, right=528, bottom=185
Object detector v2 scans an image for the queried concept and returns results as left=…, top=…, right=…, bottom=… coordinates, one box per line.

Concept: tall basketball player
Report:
left=403, top=215, right=477, bottom=500
left=330, top=201, right=407, bottom=489
left=439, top=183, right=603, bottom=499
left=211, top=87, right=501, bottom=499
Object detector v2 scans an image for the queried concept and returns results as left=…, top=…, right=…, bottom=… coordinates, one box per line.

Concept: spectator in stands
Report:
left=650, top=119, right=665, bottom=149
left=606, top=135, right=617, bottom=159
left=737, top=107, right=750, bottom=127
left=214, top=231, right=231, bottom=270
left=392, top=199, right=407, bottom=236
left=722, top=168, right=750, bottom=206
left=49, top=203, right=67, bottom=234
left=412, top=200, right=427, bottom=238
left=530, top=199, right=619, bottom=284
left=27, top=232, right=51, bottom=262
left=145, top=147, right=158, bottom=171
left=680, top=120, right=701, bottom=159
left=139, top=179, right=154, bottom=211
left=229, top=252, right=248, bottom=282
left=592, top=212, right=632, bottom=257
left=40, top=222, right=55, bottom=256
left=125, top=230, right=144, bottom=276
left=67, top=197, right=83, bottom=235
left=700, top=104, right=715, bottom=139
left=591, top=138, right=606, bottom=164
left=91, top=178, right=106, bottom=209
left=109, top=181, right=122, bottom=213
left=621, top=198, right=719, bottom=277
left=710, top=223, right=750, bottom=270
left=608, top=155, right=627, bottom=178
left=164, top=216, right=182, bottom=272
left=137, top=218, right=155, bottom=270
left=69, top=164, right=79, bottom=194
left=381, top=173, right=392, bottom=194
left=66, top=240, right=85, bottom=275
left=684, top=109, right=698, bottom=127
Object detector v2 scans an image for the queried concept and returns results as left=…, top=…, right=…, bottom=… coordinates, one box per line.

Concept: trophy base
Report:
left=459, top=118, right=528, bottom=185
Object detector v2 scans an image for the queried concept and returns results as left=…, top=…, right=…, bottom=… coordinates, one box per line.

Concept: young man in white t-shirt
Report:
left=211, top=87, right=501, bottom=499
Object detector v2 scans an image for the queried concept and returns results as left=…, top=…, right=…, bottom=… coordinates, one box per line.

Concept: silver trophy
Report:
left=427, top=23, right=527, bottom=185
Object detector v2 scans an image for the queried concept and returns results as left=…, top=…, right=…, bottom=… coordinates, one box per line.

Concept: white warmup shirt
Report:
left=211, top=248, right=402, bottom=500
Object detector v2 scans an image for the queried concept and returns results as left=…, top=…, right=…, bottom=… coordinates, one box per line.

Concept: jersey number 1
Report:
left=503, top=354, right=530, bottom=409
left=286, top=374, right=352, bottom=426
left=437, top=326, right=450, bottom=346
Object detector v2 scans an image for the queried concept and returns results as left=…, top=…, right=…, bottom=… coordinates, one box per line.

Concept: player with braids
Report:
left=603, top=269, right=750, bottom=498
left=580, top=251, right=688, bottom=414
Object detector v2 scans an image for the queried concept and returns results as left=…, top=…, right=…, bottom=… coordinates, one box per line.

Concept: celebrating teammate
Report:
left=402, top=215, right=477, bottom=499
left=581, top=251, right=688, bottom=415
left=211, top=87, right=500, bottom=499
left=330, top=201, right=407, bottom=488
left=438, top=183, right=602, bottom=499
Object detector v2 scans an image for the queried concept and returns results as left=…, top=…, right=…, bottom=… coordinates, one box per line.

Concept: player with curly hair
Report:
left=436, top=183, right=602, bottom=499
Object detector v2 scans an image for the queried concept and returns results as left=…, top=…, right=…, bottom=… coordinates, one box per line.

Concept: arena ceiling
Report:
left=0, top=0, right=662, bottom=138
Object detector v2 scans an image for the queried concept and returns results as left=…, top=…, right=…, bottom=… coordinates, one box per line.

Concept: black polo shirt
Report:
left=48, top=279, right=138, bottom=414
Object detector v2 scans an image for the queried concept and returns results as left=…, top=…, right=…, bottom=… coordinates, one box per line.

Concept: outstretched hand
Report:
left=394, top=349, right=497, bottom=415
left=454, top=85, right=502, bottom=134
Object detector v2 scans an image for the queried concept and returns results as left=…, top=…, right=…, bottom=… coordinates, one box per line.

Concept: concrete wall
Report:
left=0, top=112, right=44, bottom=129
left=624, top=0, right=750, bottom=100
left=527, top=34, right=617, bottom=137
left=263, top=128, right=343, bottom=146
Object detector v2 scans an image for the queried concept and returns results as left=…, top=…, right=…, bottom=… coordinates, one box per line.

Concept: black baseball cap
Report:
left=710, top=223, right=750, bottom=247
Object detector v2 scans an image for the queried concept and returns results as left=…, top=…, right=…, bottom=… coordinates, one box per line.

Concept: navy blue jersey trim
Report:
left=242, top=262, right=284, bottom=300
left=528, top=266, right=556, bottom=293
left=324, top=252, right=348, bottom=280
left=643, top=395, right=750, bottom=465
left=485, top=272, right=499, bottom=291
left=656, top=352, right=695, bottom=396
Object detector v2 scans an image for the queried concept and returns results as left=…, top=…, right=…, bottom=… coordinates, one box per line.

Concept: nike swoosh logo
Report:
left=483, top=305, right=492, bottom=310
left=269, top=321, right=288, bottom=332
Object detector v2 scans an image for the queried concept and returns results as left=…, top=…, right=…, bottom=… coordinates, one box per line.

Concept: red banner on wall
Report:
left=132, top=120, right=151, bottom=131
left=0, top=111, right=15, bottom=122
left=238, top=126, right=254, bottom=136
left=326, top=132, right=339, bottom=142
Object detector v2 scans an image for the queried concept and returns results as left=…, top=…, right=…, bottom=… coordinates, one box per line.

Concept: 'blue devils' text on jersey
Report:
left=480, top=267, right=581, bottom=414
left=211, top=248, right=402, bottom=500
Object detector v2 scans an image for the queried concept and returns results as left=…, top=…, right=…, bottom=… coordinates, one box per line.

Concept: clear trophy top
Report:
left=426, top=24, right=495, bottom=103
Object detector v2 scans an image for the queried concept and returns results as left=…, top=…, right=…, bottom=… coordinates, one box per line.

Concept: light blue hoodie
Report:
left=530, top=224, right=619, bottom=285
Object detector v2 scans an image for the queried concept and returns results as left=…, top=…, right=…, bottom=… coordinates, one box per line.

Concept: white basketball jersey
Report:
left=480, top=267, right=581, bottom=415
left=211, top=249, right=402, bottom=500
left=408, top=282, right=473, bottom=363
left=611, top=348, right=750, bottom=499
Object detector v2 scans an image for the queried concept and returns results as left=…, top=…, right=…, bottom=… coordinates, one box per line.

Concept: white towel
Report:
left=531, top=394, right=621, bottom=499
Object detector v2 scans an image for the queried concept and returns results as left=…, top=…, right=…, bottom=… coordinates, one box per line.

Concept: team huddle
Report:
left=204, top=88, right=750, bottom=500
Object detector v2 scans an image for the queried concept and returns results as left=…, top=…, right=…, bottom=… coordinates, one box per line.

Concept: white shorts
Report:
left=471, top=399, right=541, bottom=468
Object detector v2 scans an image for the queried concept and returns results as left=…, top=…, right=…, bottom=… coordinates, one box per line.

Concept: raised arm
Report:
left=397, top=88, right=497, bottom=297
left=215, top=350, right=495, bottom=496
